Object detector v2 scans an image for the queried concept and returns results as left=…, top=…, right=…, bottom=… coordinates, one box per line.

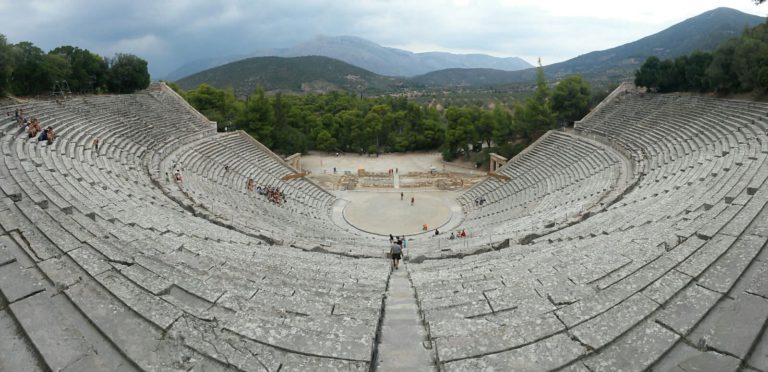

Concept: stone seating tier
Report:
left=2, top=86, right=768, bottom=371
left=407, top=90, right=768, bottom=369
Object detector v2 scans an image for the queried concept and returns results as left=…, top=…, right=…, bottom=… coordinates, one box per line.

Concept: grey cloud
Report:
left=0, top=0, right=761, bottom=78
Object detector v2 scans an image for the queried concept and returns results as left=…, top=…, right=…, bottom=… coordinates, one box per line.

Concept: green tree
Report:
left=106, top=53, right=150, bottom=93
left=514, top=62, right=556, bottom=139
left=684, top=51, right=713, bottom=91
left=551, top=75, right=591, bottom=125
left=635, top=56, right=662, bottom=89
left=707, top=40, right=740, bottom=93
left=0, top=34, right=11, bottom=94
left=443, top=107, right=478, bottom=160
left=9, top=42, right=52, bottom=95
left=732, top=37, right=768, bottom=91
left=477, top=111, right=495, bottom=147
left=491, top=106, right=515, bottom=146
left=315, top=129, right=337, bottom=151
left=238, top=87, right=275, bottom=147
left=50, top=46, right=108, bottom=92
left=185, top=84, right=242, bottom=130
left=363, top=111, right=383, bottom=151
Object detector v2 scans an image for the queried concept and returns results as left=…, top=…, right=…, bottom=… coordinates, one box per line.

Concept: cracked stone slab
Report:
left=556, top=255, right=673, bottom=328
left=161, top=285, right=215, bottom=319
left=38, top=255, right=84, bottom=289
left=746, top=260, right=768, bottom=299
left=747, top=203, right=768, bottom=237
left=542, top=281, right=594, bottom=307
left=68, top=245, right=111, bottom=277
left=204, top=270, right=259, bottom=300
left=0, top=202, right=22, bottom=232
left=169, top=315, right=283, bottom=371
left=427, top=315, right=504, bottom=339
left=0, top=242, right=17, bottom=267
left=0, top=262, right=46, bottom=303
left=280, top=355, right=369, bottom=372
left=434, top=312, right=564, bottom=361
left=673, top=350, right=740, bottom=372
left=15, top=202, right=81, bottom=252
left=250, top=290, right=333, bottom=317
left=664, top=235, right=707, bottom=264
left=0, top=309, right=46, bottom=372
left=97, top=271, right=182, bottom=329
left=571, top=293, right=659, bottom=350
left=581, top=319, right=678, bottom=372
left=119, top=262, right=172, bottom=295
left=484, top=286, right=556, bottom=315
left=65, top=278, right=208, bottom=371
left=641, top=269, right=692, bottom=304
left=11, top=228, right=59, bottom=262
left=135, top=255, right=223, bottom=303
left=85, top=237, right=134, bottom=265
left=9, top=291, right=92, bottom=370
left=697, top=234, right=767, bottom=293
left=747, top=311, right=768, bottom=370
left=655, top=283, right=721, bottom=335
left=423, top=298, right=494, bottom=322
left=224, top=310, right=372, bottom=361
left=719, top=198, right=767, bottom=237
left=47, top=208, right=95, bottom=243
left=676, top=234, right=737, bottom=278
left=688, top=293, right=768, bottom=360
left=419, top=290, right=486, bottom=310
left=441, top=333, right=585, bottom=371
left=696, top=205, right=741, bottom=240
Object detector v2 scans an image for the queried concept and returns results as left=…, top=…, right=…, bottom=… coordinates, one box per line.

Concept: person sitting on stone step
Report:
left=27, top=118, right=41, bottom=138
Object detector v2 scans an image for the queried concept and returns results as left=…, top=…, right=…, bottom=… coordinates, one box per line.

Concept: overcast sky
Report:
left=1, top=0, right=765, bottom=78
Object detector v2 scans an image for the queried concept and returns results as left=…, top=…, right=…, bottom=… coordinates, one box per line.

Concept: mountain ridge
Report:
left=174, top=55, right=405, bottom=97
left=173, top=7, right=766, bottom=93
left=412, top=7, right=765, bottom=86
left=165, top=35, right=532, bottom=80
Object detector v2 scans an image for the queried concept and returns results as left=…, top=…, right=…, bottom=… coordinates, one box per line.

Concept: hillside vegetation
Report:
left=171, top=65, right=591, bottom=164
left=175, top=56, right=405, bottom=97
left=412, top=7, right=764, bottom=87
left=635, top=18, right=768, bottom=94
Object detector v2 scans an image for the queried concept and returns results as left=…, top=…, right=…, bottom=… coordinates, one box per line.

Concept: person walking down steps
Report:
left=390, top=240, right=402, bottom=269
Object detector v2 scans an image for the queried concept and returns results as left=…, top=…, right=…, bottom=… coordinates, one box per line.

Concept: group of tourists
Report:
left=389, top=234, right=407, bottom=269
left=248, top=178, right=285, bottom=204
left=27, top=118, right=56, bottom=145
left=474, top=196, right=486, bottom=206
left=10, top=109, right=57, bottom=145
left=449, top=229, right=467, bottom=239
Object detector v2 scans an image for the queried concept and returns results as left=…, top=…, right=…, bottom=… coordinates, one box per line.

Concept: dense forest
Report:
left=0, top=34, right=150, bottom=96
left=170, top=65, right=592, bottom=163
left=634, top=19, right=768, bottom=94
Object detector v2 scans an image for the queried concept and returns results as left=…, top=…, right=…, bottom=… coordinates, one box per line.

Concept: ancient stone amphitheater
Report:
left=0, top=83, right=766, bottom=371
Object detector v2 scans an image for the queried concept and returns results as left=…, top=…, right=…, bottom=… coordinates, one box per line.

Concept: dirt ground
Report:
left=301, top=151, right=486, bottom=236
left=301, top=151, right=483, bottom=176
left=302, top=151, right=485, bottom=191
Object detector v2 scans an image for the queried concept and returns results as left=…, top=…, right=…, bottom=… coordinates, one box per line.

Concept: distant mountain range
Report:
left=175, top=56, right=405, bottom=97
left=174, top=7, right=765, bottom=93
left=165, top=35, right=532, bottom=80
left=413, top=7, right=765, bottom=87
